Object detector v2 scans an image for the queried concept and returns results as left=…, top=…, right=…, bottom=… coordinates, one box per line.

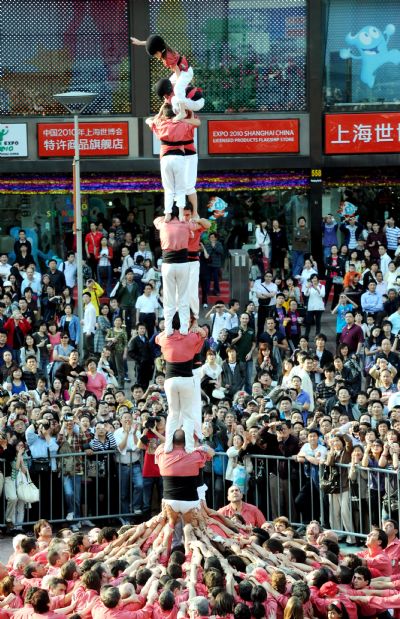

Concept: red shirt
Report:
left=156, top=331, right=204, bottom=363
left=153, top=218, right=194, bottom=252
left=142, top=430, right=162, bottom=478
left=188, top=228, right=202, bottom=255
left=162, top=50, right=189, bottom=72
left=339, top=323, right=364, bottom=353
left=385, top=537, right=400, bottom=575
left=92, top=604, right=152, bottom=619
left=358, top=548, right=393, bottom=576
left=85, top=231, right=103, bottom=257
left=217, top=501, right=266, bottom=527
left=155, top=446, right=210, bottom=477
left=152, top=118, right=195, bottom=158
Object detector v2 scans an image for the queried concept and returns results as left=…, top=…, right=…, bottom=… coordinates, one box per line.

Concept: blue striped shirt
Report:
left=386, top=226, right=400, bottom=250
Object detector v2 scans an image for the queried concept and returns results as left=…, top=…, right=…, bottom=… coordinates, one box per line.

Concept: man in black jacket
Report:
left=128, top=323, right=154, bottom=389
left=221, top=346, right=245, bottom=399
left=47, top=259, right=66, bottom=295
left=260, top=420, right=299, bottom=520
left=22, top=355, right=47, bottom=390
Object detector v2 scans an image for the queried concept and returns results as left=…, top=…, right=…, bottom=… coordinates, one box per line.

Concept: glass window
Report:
left=324, top=0, right=400, bottom=111
left=0, top=0, right=131, bottom=116
left=149, top=0, right=307, bottom=113
left=197, top=188, right=310, bottom=249
left=0, top=194, right=72, bottom=267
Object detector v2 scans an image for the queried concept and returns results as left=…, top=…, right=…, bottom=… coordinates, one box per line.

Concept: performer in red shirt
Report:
left=383, top=519, right=400, bottom=576
left=156, top=314, right=205, bottom=453
left=154, top=208, right=196, bottom=336
left=358, top=528, right=392, bottom=577
left=217, top=485, right=266, bottom=527
left=155, top=429, right=214, bottom=523
left=147, top=104, right=200, bottom=221
left=154, top=81, right=203, bottom=218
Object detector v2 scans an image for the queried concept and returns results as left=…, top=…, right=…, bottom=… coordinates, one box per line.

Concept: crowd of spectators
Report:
left=0, top=206, right=400, bottom=616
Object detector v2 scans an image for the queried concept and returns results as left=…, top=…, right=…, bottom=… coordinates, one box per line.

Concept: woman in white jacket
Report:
left=304, top=274, right=325, bottom=339
left=255, top=221, right=271, bottom=259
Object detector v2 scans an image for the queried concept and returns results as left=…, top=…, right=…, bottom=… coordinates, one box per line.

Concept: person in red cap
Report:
left=131, top=34, right=197, bottom=121
left=311, top=581, right=358, bottom=619
left=146, top=104, right=200, bottom=221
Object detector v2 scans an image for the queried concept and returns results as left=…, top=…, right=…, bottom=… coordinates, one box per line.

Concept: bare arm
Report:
left=183, top=117, right=201, bottom=127
left=130, top=37, right=147, bottom=45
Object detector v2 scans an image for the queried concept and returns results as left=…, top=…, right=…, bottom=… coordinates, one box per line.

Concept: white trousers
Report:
left=170, top=67, right=194, bottom=103
left=164, top=498, right=200, bottom=513
left=185, top=153, right=198, bottom=196
left=188, top=260, right=200, bottom=318
left=162, top=262, right=190, bottom=335
left=191, top=365, right=202, bottom=439
left=171, top=95, right=205, bottom=115
left=164, top=376, right=196, bottom=453
left=160, top=155, right=186, bottom=213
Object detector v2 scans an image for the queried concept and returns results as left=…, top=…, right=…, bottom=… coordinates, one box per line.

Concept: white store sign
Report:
left=0, top=124, right=28, bottom=157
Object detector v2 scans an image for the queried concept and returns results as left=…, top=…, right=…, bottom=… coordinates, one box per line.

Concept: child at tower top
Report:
left=131, top=34, right=196, bottom=122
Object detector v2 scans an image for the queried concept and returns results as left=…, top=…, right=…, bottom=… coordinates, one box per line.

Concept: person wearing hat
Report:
left=132, top=34, right=197, bottom=122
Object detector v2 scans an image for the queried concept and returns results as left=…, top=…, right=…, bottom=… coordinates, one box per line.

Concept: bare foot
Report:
left=179, top=208, right=185, bottom=221
left=164, top=213, right=171, bottom=222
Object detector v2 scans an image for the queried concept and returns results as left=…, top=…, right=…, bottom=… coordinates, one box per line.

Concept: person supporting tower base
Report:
left=156, top=429, right=214, bottom=527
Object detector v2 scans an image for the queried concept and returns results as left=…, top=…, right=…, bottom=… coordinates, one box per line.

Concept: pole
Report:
left=74, top=112, right=84, bottom=357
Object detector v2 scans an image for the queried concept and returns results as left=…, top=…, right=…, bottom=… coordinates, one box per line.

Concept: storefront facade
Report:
left=1, top=0, right=400, bottom=265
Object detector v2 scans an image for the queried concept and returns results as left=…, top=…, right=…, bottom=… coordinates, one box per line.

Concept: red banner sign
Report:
left=208, top=119, right=299, bottom=155
left=325, top=113, right=400, bottom=154
left=37, top=122, right=129, bottom=157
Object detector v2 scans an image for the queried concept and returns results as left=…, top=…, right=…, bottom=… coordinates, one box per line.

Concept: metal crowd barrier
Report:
left=0, top=450, right=145, bottom=527
left=209, top=452, right=400, bottom=538
left=0, top=451, right=397, bottom=535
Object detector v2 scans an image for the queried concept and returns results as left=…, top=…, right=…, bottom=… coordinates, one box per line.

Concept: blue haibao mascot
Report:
left=340, top=24, right=400, bottom=88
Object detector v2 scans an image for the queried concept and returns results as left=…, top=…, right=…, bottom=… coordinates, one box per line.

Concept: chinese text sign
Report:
left=325, top=113, right=400, bottom=154
left=37, top=122, right=129, bottom=157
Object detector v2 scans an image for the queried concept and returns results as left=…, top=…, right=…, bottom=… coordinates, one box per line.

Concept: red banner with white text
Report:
left=325, top=113, right=400, bottom=154
left=208, top=119, right=299, bottom=154
left=37, top=122, right=129, bottom=157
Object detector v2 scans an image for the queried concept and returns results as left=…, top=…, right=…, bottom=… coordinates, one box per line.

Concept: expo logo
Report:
left=0, top=141, right=19, bottom=152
